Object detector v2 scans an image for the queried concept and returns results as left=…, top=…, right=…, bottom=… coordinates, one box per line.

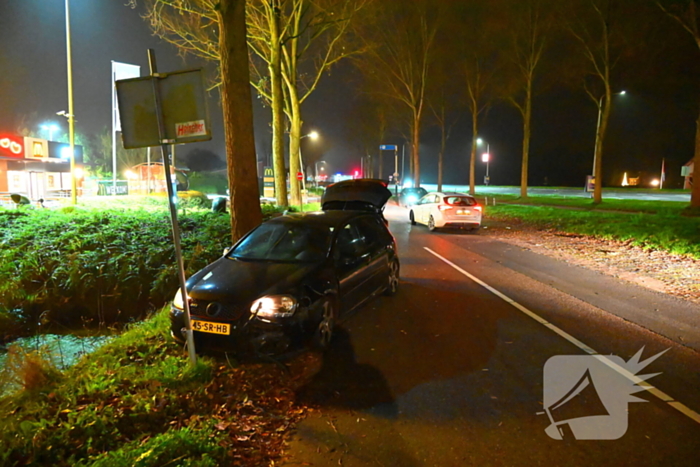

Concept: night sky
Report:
left=0, top=0, right=696, bottom=189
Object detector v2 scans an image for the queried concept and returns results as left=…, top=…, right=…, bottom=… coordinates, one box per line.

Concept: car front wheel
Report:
left=311, top=296, right=337, bottom=351
left=409, top=210, right=416, bottom=225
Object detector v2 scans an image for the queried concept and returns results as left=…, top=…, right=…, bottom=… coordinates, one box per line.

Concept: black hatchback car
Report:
left=170, top=179, right=399, bottom=354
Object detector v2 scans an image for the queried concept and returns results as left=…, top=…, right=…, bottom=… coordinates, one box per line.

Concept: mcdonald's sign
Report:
left=263, top=166, right=275, bottom=198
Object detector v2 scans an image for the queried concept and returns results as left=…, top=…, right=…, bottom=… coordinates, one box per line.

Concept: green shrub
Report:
left=0, top=208, right=231, bottom=332
left=188, top=172, right=228, bottom=195
left=79, top=425, right=226, bottom=467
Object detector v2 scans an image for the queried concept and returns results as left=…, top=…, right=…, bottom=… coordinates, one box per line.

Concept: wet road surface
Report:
left=283, top=202, right=700, bottom=467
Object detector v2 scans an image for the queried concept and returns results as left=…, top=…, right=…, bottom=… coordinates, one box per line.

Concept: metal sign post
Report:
left=148, top=49, right=197, bottom=366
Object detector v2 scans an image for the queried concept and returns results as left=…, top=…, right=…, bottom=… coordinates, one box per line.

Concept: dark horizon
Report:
left=0, top=0, right=696, bottom=190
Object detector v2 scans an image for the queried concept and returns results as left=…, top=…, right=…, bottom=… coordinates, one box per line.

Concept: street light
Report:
left=482, top=151, right=490, bottom=185
left=315, top=160, right=327, bottom=186
left=299, top=130, right=320, bottom=203
left=40, top=123, right=60, bottom=141
left=477, top=138, right=490, bottom=185
left=591, top=90, right=626, bottom=188
left=62, top=0, right=77, bottom=205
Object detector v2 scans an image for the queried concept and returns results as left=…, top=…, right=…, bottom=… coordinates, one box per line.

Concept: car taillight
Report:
left=474, top=205, right=482, bottom=212
left=438, top=205, right=451, bottom=211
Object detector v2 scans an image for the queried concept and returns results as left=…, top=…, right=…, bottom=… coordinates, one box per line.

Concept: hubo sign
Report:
left=116, top=68, right=211, bottom=149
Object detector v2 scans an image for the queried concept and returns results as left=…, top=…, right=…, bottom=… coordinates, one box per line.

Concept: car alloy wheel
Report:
left=428, top=215, right=436, bottom=231
left=409, top=210, right=416, bottom=225
left=312, top=297, right=336, bottom=351
left=384, top=259, right=400, bottom=296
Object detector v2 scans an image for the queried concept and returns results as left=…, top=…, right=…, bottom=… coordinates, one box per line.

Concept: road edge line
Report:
left=423, top=246, right=700, bottom=425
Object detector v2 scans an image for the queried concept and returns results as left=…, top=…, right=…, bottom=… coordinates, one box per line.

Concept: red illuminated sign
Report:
left=0, top=135, right=24, bottom=159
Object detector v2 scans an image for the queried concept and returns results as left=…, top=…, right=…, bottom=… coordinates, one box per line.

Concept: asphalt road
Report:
left=283, top=202, right=700, bottom=467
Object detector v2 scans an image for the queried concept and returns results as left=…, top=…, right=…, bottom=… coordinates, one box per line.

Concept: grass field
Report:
left=482, top=196, right=700, bottom=258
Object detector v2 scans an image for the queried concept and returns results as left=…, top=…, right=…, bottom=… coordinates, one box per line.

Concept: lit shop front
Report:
left=0, top=133, right=83, bottom=200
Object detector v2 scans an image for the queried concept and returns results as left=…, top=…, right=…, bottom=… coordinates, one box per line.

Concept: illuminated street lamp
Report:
left=40, top=123, right=60, bottom=141
left=482, top=151, right=491, bottom=185
left=591, top=91, right=626, bottom=190
left=315, top=160, right=327, bottom=186
left=299, top=130, right=320, bottom=192
left=477, top=138, right=490, bottom=185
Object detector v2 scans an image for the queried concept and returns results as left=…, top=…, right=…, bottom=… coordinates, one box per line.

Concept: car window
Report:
left=231, top=222, right=332, bottom=262
left=444, top=196, right=476, bottom=206
left=335, top=222, right=368, bottom=258
left=355, top=216, right=391, bottom=248
left=419, top=195, right=435, bottom=205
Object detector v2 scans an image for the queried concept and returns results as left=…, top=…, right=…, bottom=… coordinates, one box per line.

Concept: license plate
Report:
left=192, top=319, right=230, bottom=335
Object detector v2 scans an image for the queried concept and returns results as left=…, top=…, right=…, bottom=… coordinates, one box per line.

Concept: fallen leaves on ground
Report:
left=482, top=221, right=700, bottom=304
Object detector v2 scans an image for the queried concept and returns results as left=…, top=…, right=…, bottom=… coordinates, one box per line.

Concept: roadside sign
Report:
left=585, top=175, right=595, bottom=192
left=116, top=68, right=212, bottom=148
left=296, top=172, right=303, bottom=180
left=263, top=167, right=275, bottom=198
left=380, top=144, right=398, bottom=150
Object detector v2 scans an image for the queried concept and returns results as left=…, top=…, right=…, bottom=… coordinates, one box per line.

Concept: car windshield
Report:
left=444, top=196, right=477, bottom=206
left=403, top=188, right=427, bottom=196
left=231, top=222, right=332, bottom=262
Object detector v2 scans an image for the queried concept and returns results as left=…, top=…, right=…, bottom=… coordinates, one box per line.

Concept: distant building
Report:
left=0, top=133, right=83, bottom=200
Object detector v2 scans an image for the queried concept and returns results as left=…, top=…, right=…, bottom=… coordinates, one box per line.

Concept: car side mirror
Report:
left=223, top=247, right=231, bottom=256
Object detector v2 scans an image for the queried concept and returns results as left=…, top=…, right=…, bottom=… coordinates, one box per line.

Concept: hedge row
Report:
left=0, top=206, right=232, bottom=340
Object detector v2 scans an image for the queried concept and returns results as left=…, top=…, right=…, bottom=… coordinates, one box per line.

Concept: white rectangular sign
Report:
left=176, top=120, right=207, bottom=138
left=112, top=61, right=140, bottom=132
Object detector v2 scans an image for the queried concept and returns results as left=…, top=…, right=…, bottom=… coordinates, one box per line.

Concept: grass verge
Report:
left=485, top=200, right=700, bottom=258
left=0, top=308, right=306, bottom=466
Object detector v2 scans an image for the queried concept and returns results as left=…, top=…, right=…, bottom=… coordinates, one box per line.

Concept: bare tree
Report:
left=501, top=0, right=552, bottom=198
left=277, top=0, right=368, bottom=205
left=133, top=0, right=261, bottom=239
left=446, top=2, right=504, bottom=196
left=354, top=1, right=439, bottom=188
left=247, top=0, right=288, bottom=207
left=429, top=92, right=459, bottom=193
left=562, top=0, right=629, bottom=204
left=656, top=0, right=700, bottom=207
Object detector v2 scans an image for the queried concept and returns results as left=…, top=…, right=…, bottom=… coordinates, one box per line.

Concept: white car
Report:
left=409, top=192, right=482, bottom=232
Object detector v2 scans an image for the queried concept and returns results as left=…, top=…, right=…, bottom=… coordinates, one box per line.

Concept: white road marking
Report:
left=424, top=247, right=700, bottom=425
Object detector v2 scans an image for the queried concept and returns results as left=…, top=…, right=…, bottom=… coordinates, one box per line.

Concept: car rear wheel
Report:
left=428, top=215, right=437, bottom=231
left=311, top=297, right=337, bottom=351
left=409, top=210, right=416, bottom=225
left=384, top=259, right=400, bottom=296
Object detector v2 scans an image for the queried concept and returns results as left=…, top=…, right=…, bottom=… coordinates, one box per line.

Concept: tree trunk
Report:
left=593, top=90, right=612, bottom=204
left=288, top=99, right=302, bottom=207
left=693, top=105, right=700, bottom=207
left=520, top=84, right=532, bottom=198
left=412, top=113, right=421, bottom=187
left=438, top=121, right=445, bottom=192
left=217, top=0, right=262, bottom=242
left=469, top=109, right=478, bottom=196
left=270, top=2, right=287, bottom=207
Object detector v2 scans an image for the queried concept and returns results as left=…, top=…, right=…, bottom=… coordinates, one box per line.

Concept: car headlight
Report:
left=172, top=287, right=189, bottom=310
left=250, top=295, right=298, bottom=318
left=407, top=195, right=417, bottom=203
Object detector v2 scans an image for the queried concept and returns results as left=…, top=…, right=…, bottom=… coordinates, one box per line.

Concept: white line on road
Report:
left=424, top=247, right=700, bottom=425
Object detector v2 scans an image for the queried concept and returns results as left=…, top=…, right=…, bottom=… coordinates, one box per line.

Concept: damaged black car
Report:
left=169, top=179, right=399, bottom=354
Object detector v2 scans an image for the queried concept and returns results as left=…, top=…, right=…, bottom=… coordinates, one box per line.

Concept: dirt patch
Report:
left=480, top=220, right=700, bottom=305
